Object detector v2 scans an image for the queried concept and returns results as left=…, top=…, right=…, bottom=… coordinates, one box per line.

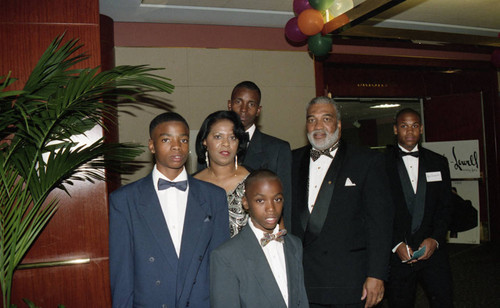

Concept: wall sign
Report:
left=423, top=140, right=480, bottom=179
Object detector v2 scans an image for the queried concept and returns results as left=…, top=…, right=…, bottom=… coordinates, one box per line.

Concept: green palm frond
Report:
left=0, top=33, right=174, bottom=307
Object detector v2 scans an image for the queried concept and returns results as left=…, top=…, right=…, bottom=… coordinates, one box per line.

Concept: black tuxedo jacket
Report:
left=385, top=145, right=452, bottom=250
left=244, top=129, right=292, bottom=227
left=291, top=140, right=393, bottom=305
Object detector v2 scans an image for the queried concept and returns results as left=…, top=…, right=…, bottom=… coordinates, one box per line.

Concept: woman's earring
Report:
left=235, top=155, right=238, bottom=170
left=205, top=151, right=210, bottom=168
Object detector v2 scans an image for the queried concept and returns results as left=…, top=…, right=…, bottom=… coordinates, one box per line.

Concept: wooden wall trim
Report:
left=114, top=22, right=308, bottom=51
left=113, top=22, right=492, bottom=66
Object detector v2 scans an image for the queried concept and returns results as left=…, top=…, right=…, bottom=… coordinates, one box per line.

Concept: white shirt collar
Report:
left=398, top=144, right=419, bottom=153
left=152, top=165, right=188, bottom=188
left=246, top=124, right=257, bottom=141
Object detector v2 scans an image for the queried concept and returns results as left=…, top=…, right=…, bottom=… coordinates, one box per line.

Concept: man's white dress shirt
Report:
left=249, top=219, right=289, bottom=307
left=153, top=166, right=189, bottom=257
left=308, top=147, right=338, bottom=213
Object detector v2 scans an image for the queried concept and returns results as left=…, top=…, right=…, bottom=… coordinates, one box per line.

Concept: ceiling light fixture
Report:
left=370, top=103, right=401, bottom=109
left=440, top=68, right=462, bottom=74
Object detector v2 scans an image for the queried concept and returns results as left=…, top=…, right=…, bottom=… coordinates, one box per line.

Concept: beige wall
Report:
left=115, top=47, right=316, bottom=182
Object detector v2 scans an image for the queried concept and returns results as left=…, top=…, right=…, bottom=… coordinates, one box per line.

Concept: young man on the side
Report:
left=385, top=108, right=453, bottom=307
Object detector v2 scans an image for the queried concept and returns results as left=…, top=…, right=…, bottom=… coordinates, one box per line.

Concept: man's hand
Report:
left=418, top=238, right=438, bottom=260
left=395, top=243, right=416, bottom=264
left=361, top=277, right=384, bottom=308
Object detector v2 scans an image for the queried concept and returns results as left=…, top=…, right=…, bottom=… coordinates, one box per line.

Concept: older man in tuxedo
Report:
left=385, top=108, right=453, bottom=307
left=290, top=96, right=393, bottom=307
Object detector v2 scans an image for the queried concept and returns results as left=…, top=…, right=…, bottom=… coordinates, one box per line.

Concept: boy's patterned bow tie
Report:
left=260, top=229, right=287, bottom=247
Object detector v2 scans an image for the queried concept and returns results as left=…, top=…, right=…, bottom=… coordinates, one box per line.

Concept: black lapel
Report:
left=412, top=152, right=427, bottom=233
left=303, top=140, right=346, bottom=245
left=396, top=156, right=416, bottom=213
left=297, top=146, right=312, bottom=232
left=243, top=129, right=263, bottom=168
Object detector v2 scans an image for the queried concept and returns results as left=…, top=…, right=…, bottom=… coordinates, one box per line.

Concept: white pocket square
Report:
left=345, top=178, right=356, bottom=186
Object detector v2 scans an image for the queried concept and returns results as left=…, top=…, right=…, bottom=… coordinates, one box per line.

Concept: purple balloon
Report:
left=285, top=17, right=309, bottom=43
left=293, top=0, right=312, bottom=16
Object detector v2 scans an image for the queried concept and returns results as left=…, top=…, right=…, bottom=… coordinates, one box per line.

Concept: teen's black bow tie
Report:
left=158, top=179, right=188, bottom=191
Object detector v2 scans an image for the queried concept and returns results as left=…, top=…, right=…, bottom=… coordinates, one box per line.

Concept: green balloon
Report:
left=308, top=33, right=332, bottom=57
left=308, top=0, right=335, bottom=11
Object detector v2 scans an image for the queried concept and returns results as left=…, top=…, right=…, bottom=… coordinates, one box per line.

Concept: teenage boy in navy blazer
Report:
left=109, top=112, right=229, bottom=308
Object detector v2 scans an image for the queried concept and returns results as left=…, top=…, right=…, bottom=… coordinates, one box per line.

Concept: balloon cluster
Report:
left=285, top=0, right=335, bottom=57
left=285, top=0, right=353, bottom=57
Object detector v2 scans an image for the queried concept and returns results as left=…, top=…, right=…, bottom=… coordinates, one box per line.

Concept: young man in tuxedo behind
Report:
left=227, top=81, right=293, bottom=228
left=197, top=81, right=292, bottom=228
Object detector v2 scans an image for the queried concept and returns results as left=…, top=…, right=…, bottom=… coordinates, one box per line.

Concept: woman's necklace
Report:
left=208, top=166, right=238, bottom=180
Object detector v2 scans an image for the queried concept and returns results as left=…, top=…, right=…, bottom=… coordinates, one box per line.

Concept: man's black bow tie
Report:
left=400, top=151, right=419, bottom=158
left=158, top=178, right=188, bottom=191
left=310, top=142, right=339, bottom=162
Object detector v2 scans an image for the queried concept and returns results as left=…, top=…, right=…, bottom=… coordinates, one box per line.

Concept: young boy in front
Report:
left=210, top=169, right=309, bottom=308
left=109, top=112, right=229, bottom=308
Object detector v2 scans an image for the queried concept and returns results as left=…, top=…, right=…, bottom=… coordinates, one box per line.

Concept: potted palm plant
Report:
left=0, top=34, right=174, bottom=307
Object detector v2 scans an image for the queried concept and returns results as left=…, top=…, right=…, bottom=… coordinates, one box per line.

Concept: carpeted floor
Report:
left=380, top=242, right=500, bottom=308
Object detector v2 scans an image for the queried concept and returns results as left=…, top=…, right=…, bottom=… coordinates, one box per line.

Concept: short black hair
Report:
left=231, top=81, right=261, bottom=104
left=244, top=169, right=282, bottom=197
left=394, top=108, right=421, bottom=125
left=195, top=110, right=248, bottom=165
left=149, top=112, right=189, bottom=137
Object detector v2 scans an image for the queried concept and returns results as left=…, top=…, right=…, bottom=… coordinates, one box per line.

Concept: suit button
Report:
left=162, top=305, right=167, bottom=308
left=155, top=280, right=161, bottom=286
left=149, top=257, right=155, bottom=262
left=198, top=255, right=203, bottom=261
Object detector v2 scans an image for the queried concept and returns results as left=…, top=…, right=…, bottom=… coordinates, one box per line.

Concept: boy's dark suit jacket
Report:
left=210, top=225, right=309, bottom=308
left=290, top=140, right=394, bottom=305
left=243, top=129, right=293, bottom=228
left=384, top=145, right=452, bottom=262
left=109, top=173, right=230, bottom=308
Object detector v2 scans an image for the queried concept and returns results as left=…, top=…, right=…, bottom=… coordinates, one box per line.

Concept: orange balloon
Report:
left=297, top=8, right=324, bottom=36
